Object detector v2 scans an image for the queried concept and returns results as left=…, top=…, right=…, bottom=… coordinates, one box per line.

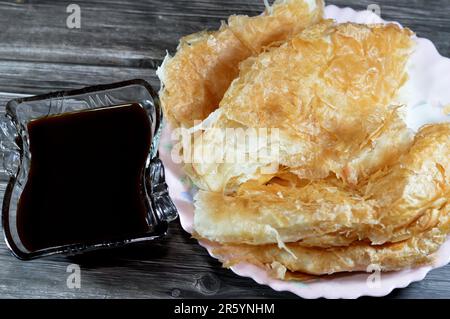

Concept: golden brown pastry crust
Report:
left=186, top=22, right=414, bottom=193
left=212, top=207, right=450, bottom=277
left=194, top=124, right=449, bottom=249
left=163, top=2, right=449, bottom=280
left=157, top=0, right=324, bottom=128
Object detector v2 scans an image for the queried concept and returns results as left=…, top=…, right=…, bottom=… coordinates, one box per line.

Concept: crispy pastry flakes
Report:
left=157, top=0, right=324, bottom=127
left=194, top=124, right=450, bottom=248
left=186, top=22, right=415, bottom=193
left=162, top=1, right=450, bottom=280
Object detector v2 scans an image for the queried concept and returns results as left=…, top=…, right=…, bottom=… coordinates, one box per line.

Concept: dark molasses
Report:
left=17, top=103, right=152, bottom=252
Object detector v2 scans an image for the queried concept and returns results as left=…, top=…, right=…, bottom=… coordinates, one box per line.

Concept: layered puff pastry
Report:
left=160, top=0, right=450, bottom=280
left=212, top=213, right=450, bottom=277
left=185, top=21, right=415, bottom=193
left=157, top=0, right=324, bottom=128
left=194, top=123, right=450, bottom=249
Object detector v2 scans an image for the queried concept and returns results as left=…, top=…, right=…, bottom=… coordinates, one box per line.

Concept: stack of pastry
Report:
left=157, top=0, right=450, bottom=280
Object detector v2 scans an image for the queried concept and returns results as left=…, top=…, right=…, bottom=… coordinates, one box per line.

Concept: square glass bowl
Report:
left=0, top=79, right=177, bottom=260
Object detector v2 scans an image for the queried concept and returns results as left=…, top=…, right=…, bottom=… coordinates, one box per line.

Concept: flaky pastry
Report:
left=157, top=0, right=324, bottom=127
left=212, top=212, right=450, bottom=277
left=194, top=124, right=450, bottom=248
left=186, top=21, right=414, bottom=192
left=162, top=1, right=450, bottom=280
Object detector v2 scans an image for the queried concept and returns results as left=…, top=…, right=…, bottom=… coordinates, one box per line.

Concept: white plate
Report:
left=159, top=5, right=450, bottom=299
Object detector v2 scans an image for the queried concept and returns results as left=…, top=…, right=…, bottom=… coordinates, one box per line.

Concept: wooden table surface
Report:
left=0, top=0, right=449, bottom=299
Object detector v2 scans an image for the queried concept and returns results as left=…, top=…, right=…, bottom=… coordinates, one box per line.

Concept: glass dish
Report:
left=0, top=79, right=178, bottom=260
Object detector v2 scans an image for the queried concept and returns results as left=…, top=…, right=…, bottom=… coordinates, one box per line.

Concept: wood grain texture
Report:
left=0, top=0, right=449, bottom=299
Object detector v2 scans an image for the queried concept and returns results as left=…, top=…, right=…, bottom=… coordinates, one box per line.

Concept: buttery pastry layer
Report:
left=185, top=21, right=415, bottom=193
left=162, top=2, right=450, bottom=280
left=194, top=124, right=450, bottom=247
left=157, top=0, right=324, bottom=128
left=212, top=203, right=450, bottom=277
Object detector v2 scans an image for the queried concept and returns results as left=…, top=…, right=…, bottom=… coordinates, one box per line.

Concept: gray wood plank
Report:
left=0, top=60, right=159, bottom=94
left=0, top=0, right=268, bottom=68
left=0, top=0, right=448, bottom=70
left=0, top=222, right=297, bottom=299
